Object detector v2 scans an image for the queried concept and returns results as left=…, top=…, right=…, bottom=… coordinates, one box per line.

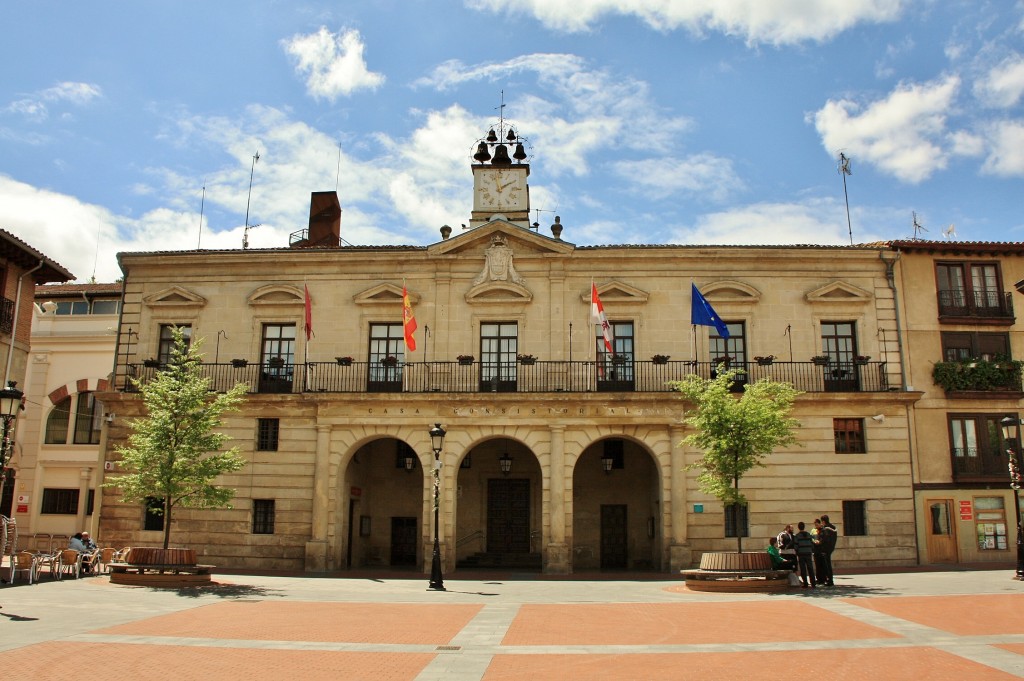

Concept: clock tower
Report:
left=468, top=125, right=531, bottom=229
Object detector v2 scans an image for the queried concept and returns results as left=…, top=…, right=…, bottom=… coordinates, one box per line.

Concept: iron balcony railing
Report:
left=937, top=289, right=1014, bottom=320
left=119, top=359, right=892, bottom=395
left=951, top=446, right=1008, bottom=479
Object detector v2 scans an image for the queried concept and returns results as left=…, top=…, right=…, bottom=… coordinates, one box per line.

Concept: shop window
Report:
left=41, top=488, right=79, bottom=515
left=974, top=497, right=1007, bottom=550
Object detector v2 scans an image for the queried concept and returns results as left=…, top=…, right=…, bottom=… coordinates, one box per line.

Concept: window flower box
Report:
left=143, top=358, right=160, bottom=368
left=381, top=356, right=399, bottom=367
left=811, top=355, right=831, bottom=366
left=854, top=355, right=871, bottom=365
left=651, top=354, right=670, bottom=365
left=517, top=354, right=537, bottom=365
left=335, top=356, right=353, bottom=366
left=457, top=355, right=474, bottom=366
left=754, top=355, right=774, bottom=366
left=230, top=358, right=248, bottom=368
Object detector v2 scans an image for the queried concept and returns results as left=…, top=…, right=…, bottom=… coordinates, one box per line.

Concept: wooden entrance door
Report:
left=925, top=499, right=958, bottom=563
left=390, top=517, right=417, bottom=566
left=487, top=479, right=530, bottom=553
left=601, top=504, right=628, bottom=569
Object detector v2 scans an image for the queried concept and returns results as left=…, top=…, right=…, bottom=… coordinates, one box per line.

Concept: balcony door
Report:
left=480, top=322, right=517, bottom=392
left=259, top=323, right=295, bottom=393
left=368, top=323, right=404, bottom=392
left=821, top=321, right=859, bottom=392
left=597, top=321, right=634, bottom=392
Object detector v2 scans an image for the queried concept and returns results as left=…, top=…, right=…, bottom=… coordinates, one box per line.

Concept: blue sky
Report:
left=1, top=1, right=1022, bottom=283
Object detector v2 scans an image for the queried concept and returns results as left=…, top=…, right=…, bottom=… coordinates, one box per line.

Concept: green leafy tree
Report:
left=106, top=327, right=248, bottom=549
left=672, top=368, right=801, bottom=552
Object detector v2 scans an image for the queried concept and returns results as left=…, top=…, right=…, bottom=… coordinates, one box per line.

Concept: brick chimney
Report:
left=291, top=191, right=342, bottom=248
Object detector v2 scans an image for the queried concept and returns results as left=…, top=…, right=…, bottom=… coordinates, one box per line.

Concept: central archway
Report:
left=454, top=437, right=541, bottom=571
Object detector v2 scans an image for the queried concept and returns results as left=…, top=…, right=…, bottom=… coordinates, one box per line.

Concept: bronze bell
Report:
left=506, top=128, right=517, bottom=142
left=513, top=143, right=527, bottom=161
left=491, top=144, right=511, bottom=165
left=486, top=129, right=498, bottom=143
left=473, top=142, right=491, bottom=163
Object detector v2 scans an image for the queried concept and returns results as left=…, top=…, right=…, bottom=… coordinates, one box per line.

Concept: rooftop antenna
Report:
left=197, top=183, right=206, bottom=249
left=243, top=150, right=260, bottom=248
left=335, top=142, right=342, bottom=192
left=91, top=219, right=101, bottom=283
left=532, top=206, right=556, bottom=231
left=496, top=90, right=507, bottom=140
left=838, top=152, right=853, bottom=245
left=243, top=223, right=261, bottom=250
left=912, top=211, right=927, bottom=240
left=943, top=223, right=957, bottom=240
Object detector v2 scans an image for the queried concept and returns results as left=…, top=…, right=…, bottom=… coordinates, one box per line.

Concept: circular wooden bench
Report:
left=681, top=552, right=792, bottom=592
left=109, top=547, right=214, bottom=587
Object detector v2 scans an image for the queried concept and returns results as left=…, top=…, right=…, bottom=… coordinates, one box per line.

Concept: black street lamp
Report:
left=999, top=415, right=1024, bottom=581
left=428, top=423, right=446, bottom=591
left=0, top=381, right=25, bottom=507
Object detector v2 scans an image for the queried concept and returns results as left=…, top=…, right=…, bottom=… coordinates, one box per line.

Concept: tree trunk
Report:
left=162, top=499, right=172, bottom=549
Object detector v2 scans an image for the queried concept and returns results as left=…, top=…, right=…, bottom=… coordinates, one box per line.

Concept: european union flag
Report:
left=691, top=283, right=730, bottom=339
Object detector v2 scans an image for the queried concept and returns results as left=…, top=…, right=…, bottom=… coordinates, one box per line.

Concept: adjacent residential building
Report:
left=0, top=230, right=74, bottom=516
left=890, top=241, right=1023, bottom=566
left=12, top=283, right=121, bottom=537
left=94, top=127, right=924, bottom=574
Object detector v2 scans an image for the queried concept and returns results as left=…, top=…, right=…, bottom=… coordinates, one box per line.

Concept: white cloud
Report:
left=981, top=119, right=1024, bottom=176
left=613, top=155, right=741, bottom=202
left=466, top=0, right=903, bottom=45
left=664, top=198, right=900, bottom=246
left=3, top=81, right=101, bottom=121
left=974, top=54, right=1024, bottom=108
left=417, top=55, right=691, bottom=177
left=282, top=27, right=385, bottom=101
left=812, top=75, right=961, bottom=183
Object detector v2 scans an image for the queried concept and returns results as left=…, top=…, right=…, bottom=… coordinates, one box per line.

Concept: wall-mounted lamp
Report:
left=871, top=414, right=886, bottom=423
left=105, top=413, right=116, bottom=424
left=41, top=301, right=57, bottom=314
left=404, top=453, right=415, bottom=472
left=601, top=452, right=614, bottom=474
left=499, top=453, right=513, bottom=476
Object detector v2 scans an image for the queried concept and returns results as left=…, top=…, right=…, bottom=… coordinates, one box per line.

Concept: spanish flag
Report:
left=402, top=284, right=417, bottom=351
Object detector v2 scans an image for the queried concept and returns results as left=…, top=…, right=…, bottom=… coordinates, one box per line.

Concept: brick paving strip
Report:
left=1, top=575, right=1022, bottom=680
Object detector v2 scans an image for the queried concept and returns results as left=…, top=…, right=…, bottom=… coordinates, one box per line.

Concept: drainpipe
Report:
left=4, top=260, right=45, bottom=385
left=880, top=247, right=921, bottom=565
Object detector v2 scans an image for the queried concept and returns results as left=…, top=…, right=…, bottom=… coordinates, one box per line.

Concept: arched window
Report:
left=73, top=392, right=102, bottom=445
left=44, top=391, right=103, bottom=445
left=44, top=397, right=71, bottom=444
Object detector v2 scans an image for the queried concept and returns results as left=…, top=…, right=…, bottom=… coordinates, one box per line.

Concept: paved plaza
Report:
left=1, top=568, right=1022, bottom=680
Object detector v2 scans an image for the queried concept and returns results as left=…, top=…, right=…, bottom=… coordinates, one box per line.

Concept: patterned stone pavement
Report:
left=0, top=569, right=1022, bottom=680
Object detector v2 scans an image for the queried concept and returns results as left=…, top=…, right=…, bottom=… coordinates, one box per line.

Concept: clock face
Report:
left=477, top=169, right=526, bottom=211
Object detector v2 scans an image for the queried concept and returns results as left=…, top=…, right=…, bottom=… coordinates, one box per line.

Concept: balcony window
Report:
left=949, top=414, right=1011, bottom=479
left=936, top=262, right=1013, bottom=320
left=158, top=324, right=192, bottom=364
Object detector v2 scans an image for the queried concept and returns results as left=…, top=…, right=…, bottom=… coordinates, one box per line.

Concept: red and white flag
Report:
left=304, top=284, right=314, bottom=341
left=402, top=284, right=417, bottom=351
left=591, top=282, right=613, bottom=353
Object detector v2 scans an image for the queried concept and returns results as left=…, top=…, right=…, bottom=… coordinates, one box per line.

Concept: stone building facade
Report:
left=95, top=200, right=923, bottom=573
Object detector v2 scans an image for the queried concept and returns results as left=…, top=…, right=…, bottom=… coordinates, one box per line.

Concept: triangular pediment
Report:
left=247, top=284, right=304, bottom=307
left=465, top=281, right=533, bottom=305
left=354, top=283, right=420, bottom=306
left=143, top=286, right=207, bottom=308
left=806, top=281, right=872, bottom=303
left=428, top=220, right=574, bottom=257
left=579, top=281, right=650, bottom=305
left=701, top=280, right=761, bottom=304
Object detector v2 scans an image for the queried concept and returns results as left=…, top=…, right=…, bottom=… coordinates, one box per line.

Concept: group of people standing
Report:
left=767, top=516, right=838, bottom=588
